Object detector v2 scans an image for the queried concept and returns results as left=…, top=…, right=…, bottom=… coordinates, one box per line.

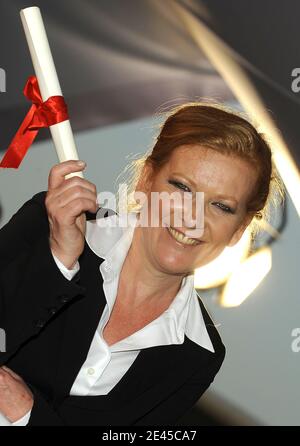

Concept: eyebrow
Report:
left=171, top=172, right=238, bottom=205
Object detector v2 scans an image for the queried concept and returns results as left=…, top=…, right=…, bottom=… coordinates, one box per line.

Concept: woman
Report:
left=0, top=103, right=281, bottom=425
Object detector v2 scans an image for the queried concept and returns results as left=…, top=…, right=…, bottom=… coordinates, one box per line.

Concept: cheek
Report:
left=208, top=215, right=239, bottom=244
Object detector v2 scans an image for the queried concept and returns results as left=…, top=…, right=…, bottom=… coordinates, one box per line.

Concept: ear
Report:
left=227, top=214, right=253, bottom=247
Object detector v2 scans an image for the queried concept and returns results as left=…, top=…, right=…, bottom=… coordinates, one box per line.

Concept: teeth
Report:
left=168, top=227, right=198, bottom=246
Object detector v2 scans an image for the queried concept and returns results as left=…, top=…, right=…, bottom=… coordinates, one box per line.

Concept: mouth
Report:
left=166, top=226, right=205, bottom=247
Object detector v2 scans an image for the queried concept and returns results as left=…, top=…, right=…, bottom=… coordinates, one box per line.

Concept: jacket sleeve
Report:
left=0, top=191, right=87, bottom=425
left=0, top=191, right=85, bottom=359
left=133, top=346, right=226, bottom=426
left=25, top=384, right=65, bottom=426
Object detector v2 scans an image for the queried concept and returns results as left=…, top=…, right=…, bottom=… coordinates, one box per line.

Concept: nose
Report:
left=178, top=193, right=205, bottom=239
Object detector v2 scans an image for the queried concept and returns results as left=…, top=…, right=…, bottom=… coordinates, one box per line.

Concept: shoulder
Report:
left=30, top=190, right=47, bottom=207
left=0, top=190, right=101, bottom=253
left=0, top=191, right=49, bottom=252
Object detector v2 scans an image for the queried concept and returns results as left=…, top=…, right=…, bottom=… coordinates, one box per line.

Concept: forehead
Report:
left=164, top=145, right=258, bottom=204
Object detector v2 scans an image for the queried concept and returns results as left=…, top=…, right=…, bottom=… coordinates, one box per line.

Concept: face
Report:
left=133, top=145, right=258, bottom=276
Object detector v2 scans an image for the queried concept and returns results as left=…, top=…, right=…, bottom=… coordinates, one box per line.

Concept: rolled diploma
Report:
left=20, top=6, right=83, bottom=179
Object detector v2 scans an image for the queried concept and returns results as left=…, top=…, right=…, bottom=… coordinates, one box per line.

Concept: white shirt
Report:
left=0, top=211, right=214, bottom=426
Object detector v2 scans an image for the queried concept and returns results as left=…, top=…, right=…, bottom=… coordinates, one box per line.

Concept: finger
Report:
left=52, top=176, right=97, bottom=200
left=1, top=366, right=23, bottom=382
left=0, top=368, right=9, bottom=388
left=48, top=160, right=86, bottom=190
left=49, top=187, right=97, bottom=214
left=0, top=367, right=18, bottom=388
left=59, top=197, right=98, bottom=224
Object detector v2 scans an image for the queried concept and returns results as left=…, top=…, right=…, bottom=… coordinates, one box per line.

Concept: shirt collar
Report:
left=85, top=211, right=215, bottom=353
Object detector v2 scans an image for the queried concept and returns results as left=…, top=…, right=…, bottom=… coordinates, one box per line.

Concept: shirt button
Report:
left=34, top=319, right=45, bottom=329
left=58, top=294, right=70, bottom=304
left=87, top=368, right=95, bottom=376
left=47, top=307, right=57, bottom=316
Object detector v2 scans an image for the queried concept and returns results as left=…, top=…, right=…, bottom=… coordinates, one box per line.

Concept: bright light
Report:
left=219, top=247, right=272, bottom=307
left=176, top=4, right=300, bottom=217
left=194, top=228, right=252, bottom=289
left=272, top=150, right=300, bottom=217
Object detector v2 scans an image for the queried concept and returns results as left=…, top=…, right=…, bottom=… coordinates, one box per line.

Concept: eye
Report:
left=168, top=180, right=191, bottom=193
left=212, top=202, right=235, bottom=214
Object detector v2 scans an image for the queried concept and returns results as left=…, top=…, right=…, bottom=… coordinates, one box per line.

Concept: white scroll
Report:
left=20, top=6, right=83, bottom=179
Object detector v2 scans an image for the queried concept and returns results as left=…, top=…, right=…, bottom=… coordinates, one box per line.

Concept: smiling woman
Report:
left=0, top=101, right=284, bottom=426
left=124, top=102, right=284, bottom=248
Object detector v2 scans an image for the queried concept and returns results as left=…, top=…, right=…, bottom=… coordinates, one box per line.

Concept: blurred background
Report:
left=0, top=0, right=299, bottom=426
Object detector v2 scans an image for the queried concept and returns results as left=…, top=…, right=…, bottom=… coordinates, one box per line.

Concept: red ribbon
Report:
left=0, top=76, right=69, bottom=168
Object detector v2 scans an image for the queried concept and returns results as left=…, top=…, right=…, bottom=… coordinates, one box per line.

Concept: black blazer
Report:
left=0, top=191, right=225, bottom=426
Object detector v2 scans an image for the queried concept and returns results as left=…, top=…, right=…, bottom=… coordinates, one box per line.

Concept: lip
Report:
left=166, top=227, right=205, bottom=247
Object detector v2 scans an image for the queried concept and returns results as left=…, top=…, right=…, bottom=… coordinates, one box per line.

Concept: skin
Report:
left=103, top=145, right=258, bottom=348
left=0, top=367, right=33, bottom=423
left=1, top=144, right=258, bottom=420
left=117, top=145, right=257, bottom=311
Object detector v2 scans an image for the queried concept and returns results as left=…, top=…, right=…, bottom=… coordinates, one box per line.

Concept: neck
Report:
left=119, top=227, right=185, bottom=309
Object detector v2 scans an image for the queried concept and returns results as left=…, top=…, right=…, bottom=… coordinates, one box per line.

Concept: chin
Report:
left=154, top=250, right=195, bottom=276
left=160, top=264, right=193, bottom=277
left=148, top=228, right=200, bottom=274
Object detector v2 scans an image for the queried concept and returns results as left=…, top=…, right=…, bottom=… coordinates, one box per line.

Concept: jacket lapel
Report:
left=53, top=213, right=214, bottom=404
left=56, top=336, right=213, bottom=414
left=114, top=338, right=212, bottom=401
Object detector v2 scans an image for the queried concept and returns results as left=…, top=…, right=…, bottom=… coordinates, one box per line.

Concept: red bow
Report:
left=0, top=76, right=69, bottom=168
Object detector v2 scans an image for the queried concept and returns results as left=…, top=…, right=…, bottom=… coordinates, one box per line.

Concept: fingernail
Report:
left=77, top=161, right=86, bottom=167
